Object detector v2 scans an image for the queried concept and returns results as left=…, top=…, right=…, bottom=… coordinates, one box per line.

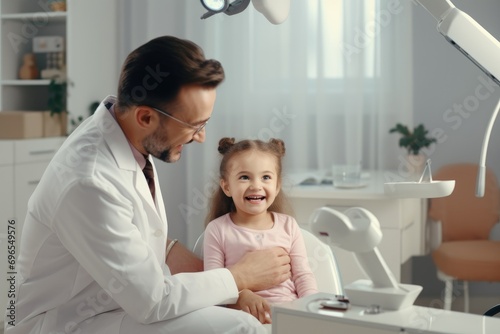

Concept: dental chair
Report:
left=193, top=227, right=344, bottom=295
left=428, top=163, right=500, bottom=312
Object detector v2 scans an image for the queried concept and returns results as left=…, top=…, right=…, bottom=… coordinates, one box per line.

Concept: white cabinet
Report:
left=0, top=0, right=120, bottom=121
left=0, top=137, right=64, bottom=329
left=13, top=138, right=65, bottom=231
left=0, top=137, right=64, bottom=243
left=286, top=171, right=427, bottom=285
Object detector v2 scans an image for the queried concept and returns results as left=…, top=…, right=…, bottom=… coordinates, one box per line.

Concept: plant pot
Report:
left=43, top=111, right=67, bottom=137
left=406, top=153, right=427, bottom=181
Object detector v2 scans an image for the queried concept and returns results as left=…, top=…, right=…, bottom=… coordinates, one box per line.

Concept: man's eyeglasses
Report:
left=152, top=107, right=209, bottom=136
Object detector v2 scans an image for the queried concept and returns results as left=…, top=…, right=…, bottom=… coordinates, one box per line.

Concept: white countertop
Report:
left=284, top=170, right=407, bottom=200
left=273, top=292, right=500, bottom=334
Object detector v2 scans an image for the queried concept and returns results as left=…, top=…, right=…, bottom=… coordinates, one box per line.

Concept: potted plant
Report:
left=389, top=123, right=437, bottom=178
left=389, top=123, right=436, bottom=155
left=44, top=78, right=68, bottom=137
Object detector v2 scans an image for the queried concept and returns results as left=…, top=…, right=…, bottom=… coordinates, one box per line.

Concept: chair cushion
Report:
left=432, top=240, right=500, bottom=281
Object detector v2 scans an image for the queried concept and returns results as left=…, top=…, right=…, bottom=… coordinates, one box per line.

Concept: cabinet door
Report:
left=67, top=0, right=120, bottom=120
left=0, top=140, right=14, bottom=165
left=14, top=161, right=49, bottom=243
left=14, top=137, right=64, bottom=164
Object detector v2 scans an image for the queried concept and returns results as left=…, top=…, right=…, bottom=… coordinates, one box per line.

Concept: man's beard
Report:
left=142, top=128, right=177, bottom=163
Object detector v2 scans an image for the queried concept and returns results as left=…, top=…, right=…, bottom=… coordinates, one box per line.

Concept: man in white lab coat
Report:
left=4, top=36, right=290, bottom=333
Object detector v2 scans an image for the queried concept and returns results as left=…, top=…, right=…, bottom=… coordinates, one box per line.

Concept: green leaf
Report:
left=389, top=123, right=436, bottom=155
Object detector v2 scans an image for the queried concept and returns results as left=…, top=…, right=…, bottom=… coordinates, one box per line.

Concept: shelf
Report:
left=2, top=80, right=51, bottom=86
left=1, top=11, right=66, bottom=22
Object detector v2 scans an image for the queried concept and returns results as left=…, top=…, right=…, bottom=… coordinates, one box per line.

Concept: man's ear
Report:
left=135, top=106, right=158, bottom=130
left=220, top=179, right=231, bottom=197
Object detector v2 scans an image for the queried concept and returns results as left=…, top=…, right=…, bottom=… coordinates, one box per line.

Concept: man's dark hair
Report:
left=117, top=36, right=225, bottom=110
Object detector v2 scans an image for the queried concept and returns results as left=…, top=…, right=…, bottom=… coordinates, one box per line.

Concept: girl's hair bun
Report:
left=269, top=138, right=286, bottom=157
left=218, top=137, right=236, bottom=154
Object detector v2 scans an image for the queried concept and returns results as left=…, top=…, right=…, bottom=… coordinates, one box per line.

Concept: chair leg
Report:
left=444, top=279, right=453, bottom=310
left=437, top=271, right=456, bottom=310
left=463, top=280, right=469, bottom=313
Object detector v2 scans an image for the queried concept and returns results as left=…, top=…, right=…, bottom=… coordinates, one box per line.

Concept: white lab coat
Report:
left=5, top=96, right=264, bottom=334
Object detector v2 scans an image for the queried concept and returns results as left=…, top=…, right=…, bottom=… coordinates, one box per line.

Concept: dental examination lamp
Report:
left=414, top=0, right=500, bottom=198
left=309, top=206, right=422, bottom=310
left=200, top=0, right=290, bottom=24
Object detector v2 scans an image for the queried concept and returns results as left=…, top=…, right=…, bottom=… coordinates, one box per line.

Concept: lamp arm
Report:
left=476, top=97, right=500, bottom=197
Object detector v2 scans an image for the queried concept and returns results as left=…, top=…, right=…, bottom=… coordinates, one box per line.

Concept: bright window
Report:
left=307, top=0, right=377, bottom=79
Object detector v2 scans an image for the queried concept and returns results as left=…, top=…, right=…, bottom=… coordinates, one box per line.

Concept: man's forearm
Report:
left=166, top=238, right=203, bottom=274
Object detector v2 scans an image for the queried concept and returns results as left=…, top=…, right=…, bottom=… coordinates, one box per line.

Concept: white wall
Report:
left=412, top=0, right=500, bottom=297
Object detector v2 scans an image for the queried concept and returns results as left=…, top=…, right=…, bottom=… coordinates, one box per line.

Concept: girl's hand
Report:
left=228, top=289, right=272, bottom=324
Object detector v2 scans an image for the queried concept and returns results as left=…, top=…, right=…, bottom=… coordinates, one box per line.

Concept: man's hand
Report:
left=229, top=247, right=291, bottom=291
left=228, top=289, right=272, bottom=324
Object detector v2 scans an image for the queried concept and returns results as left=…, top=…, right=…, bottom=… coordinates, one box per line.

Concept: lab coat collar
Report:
left=94, top=96, right=137, bottom=172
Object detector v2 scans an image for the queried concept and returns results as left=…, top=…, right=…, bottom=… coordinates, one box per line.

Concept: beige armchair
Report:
left=428, top=163, right=500, bottom=312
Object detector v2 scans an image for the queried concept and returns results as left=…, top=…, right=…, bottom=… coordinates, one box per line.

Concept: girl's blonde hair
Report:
left=205, top=137, right=293, bottom=226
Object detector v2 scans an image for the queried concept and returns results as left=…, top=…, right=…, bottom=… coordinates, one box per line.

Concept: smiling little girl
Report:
left=204, top=137, right=318, bottom=324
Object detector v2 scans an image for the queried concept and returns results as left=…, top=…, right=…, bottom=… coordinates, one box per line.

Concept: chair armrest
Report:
left=489, top=222, right=500, bottom=241
left=426, top=218, right=442, bottom=252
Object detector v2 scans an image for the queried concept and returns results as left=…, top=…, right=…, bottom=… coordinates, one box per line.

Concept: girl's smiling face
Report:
left=220, top=150, right=280, bottom=223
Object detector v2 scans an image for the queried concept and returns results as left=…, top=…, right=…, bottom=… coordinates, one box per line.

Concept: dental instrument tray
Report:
left=384, top=159, right=455, bottom=198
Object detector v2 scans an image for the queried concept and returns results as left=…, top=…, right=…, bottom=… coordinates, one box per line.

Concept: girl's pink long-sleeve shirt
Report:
left=204, top=212, right=318, bottom=304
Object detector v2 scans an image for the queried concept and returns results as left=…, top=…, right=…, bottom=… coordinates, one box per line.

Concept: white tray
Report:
left=384, top=180, right=455, bottom=198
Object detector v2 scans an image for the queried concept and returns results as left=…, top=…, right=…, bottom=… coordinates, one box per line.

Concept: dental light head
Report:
left=309, top=206, right=422, bottom=310
left=200, top=0, right=290, bottom=24
left=416, top=0, right=500, bottom=84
